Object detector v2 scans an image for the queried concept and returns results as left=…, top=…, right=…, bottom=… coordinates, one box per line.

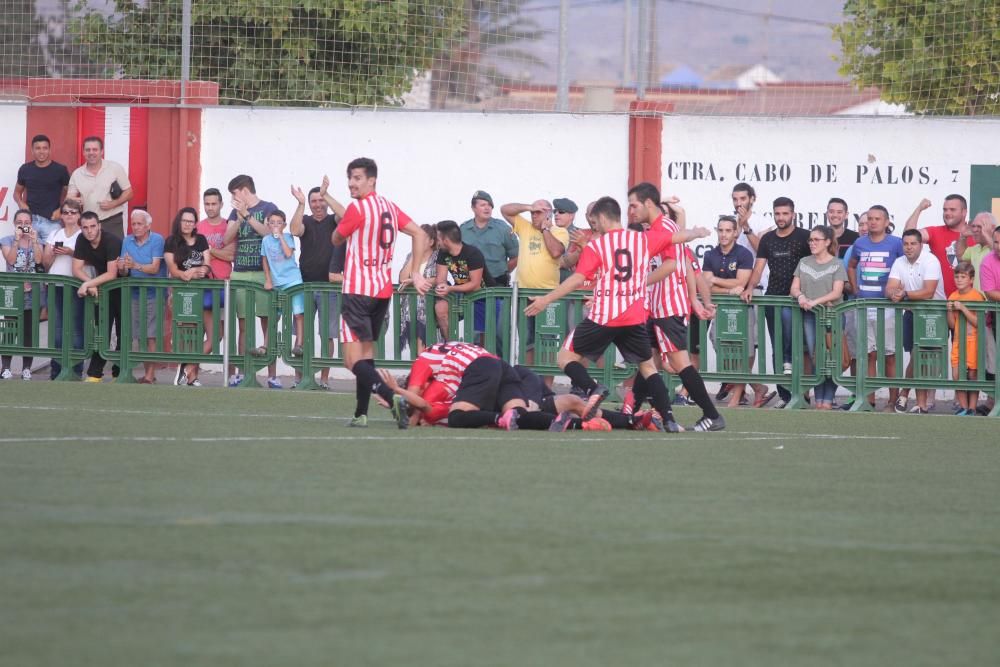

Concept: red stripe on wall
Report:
left=129, top=107, right=149, bottom=211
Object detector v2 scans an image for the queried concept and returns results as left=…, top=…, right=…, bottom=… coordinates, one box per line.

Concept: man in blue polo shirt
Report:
left=118, top=208, right=166, bottom=383
left=460, top=190, right=518, bottom=287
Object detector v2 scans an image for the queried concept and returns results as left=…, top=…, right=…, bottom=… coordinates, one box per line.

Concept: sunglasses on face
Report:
left=62, top=209, right=79, bottom=214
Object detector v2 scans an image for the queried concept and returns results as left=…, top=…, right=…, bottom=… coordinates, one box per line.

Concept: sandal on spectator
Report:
left=754, top=390, right=777, bottom=408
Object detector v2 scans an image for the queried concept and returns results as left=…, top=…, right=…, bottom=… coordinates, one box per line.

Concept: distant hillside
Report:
left=488, top=0, right=845, bottom=86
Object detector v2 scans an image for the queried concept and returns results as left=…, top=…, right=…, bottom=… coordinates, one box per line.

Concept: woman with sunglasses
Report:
left=41, top=200, right=86, bottom=379
left=790, top=225, right=847, bottom=409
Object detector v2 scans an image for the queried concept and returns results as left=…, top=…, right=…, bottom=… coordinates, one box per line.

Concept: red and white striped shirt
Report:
left=574, top=228, right=650, bottom=326
left=338, top=191, right=412, bottom=298
left=408, top=342, right=496, bottom=397
left=647, top=215, right=692, bottom=318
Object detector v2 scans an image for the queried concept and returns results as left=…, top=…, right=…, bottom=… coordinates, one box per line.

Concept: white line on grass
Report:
left=0, top=432, right=899, bottom=444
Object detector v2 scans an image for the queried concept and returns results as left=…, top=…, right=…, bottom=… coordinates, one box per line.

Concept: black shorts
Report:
left=339, top=293, right=390, bottom=343
left=514, top=364, right=556, bottom=414
left=564, top=318, right=652, bottom=364
left=454, top=358, right=524, bottom=410
left=648, top=316, right=688, bottom=354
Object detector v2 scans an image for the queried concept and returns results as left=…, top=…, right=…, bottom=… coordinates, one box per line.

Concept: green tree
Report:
left=74, top=0, right=465, bottom=106
left=834, top=0, right=1000, bottom=115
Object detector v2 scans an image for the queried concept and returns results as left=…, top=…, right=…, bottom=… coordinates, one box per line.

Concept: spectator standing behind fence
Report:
left=461, top=190, right=517, bottom=287
left=847, top=205, right=905, bottom=411
left=223, top=174, right=277, bottom=388
left=198, top=188, right=235, bottom=280
left=501, top=198, right=567, bottom=379
left=733, top=182, right=775, bottom=291
left=290, top=180, right=345, bottom=390
left=839, top=211, right=869, bottom=409
left=904, top=195, right=968, bottom=297
left=197, top=188, right=234, bottom=377
left=42, top=200, right=84, bottom=380
left=553, top=198, right=581, bottom=281
left=956, top=212, right=997, bottom=291
left=73, top=211, right=122, bottom=382
left=164, top=207, right=212, bottom=387
left=434, top=220, right=494, bottom=341
left=67, top=136, right=132, bottom=240
left=947, top=261, right=985, bottom=416
left=886, top=229, right=944, bottom=414
left=261, top=210, right=304, bottom=389
left=789, top=225, right=846, bottom=410
left=741, top=197, right=811, bottom=409
left=978, top=226, right=1000, bottom=399
left=15, top=134, right=69, bottom=245
left=827, top=198, right=859, bottom=259
left=0, top=210, right=43, bottom=379
left=117, top=209, right=165, bottom=385
left=703, top=215, right=767, bottom=408
left=399, top=224, right=439, bottom=354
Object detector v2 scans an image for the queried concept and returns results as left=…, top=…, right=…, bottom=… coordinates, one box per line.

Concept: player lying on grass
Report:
left=379, top=356, right=664, bottom=432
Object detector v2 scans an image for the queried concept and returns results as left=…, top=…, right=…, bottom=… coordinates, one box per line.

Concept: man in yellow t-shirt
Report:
left=501, top=198, right=569, bottom=379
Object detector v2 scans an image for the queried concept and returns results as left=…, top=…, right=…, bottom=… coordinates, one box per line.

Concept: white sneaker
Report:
left=0, top=369, right=11, bottom=379
left=782, top=362, right=792, bottom=375
left=21, top=369, right=31, bottom=381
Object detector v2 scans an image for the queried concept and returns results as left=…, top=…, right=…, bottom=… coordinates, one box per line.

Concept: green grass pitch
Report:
left=2, top=383, right=998, bottom=666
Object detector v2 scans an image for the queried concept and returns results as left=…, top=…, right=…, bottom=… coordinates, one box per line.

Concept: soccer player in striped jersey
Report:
left=525, top=196, right=685, bottom=432
left=331, top=157, right=430, bottom=428
left=627, top=183, right=725, bottom=432
left=392, top=342, right=555, bottom=430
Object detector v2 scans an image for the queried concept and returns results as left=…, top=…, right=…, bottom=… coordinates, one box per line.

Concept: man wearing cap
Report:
left=460, top=190, right=518, bottom=287
left=553, top=197, right=588, bottom=281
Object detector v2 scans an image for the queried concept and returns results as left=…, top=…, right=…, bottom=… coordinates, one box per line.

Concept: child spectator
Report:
left=946, top=261, right=985, bottom=415
left=0, top=209, right=43, bottom=379
left=261, top=210, right=304, bottom=389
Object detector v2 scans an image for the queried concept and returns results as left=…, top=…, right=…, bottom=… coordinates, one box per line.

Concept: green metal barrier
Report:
left=830, top=299, right=1000, bottom=415
left=0, top=273, right=94, bottom=380
left=693, top=295, right=821, bottom=409
left=8, top=274, right=998, bottom=413
left=515, top=287, right=634, bottom=388
left=96, top=277, right=277, bottom=386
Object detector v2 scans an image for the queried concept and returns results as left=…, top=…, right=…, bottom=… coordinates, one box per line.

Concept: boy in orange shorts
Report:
left=947, top=261, right=985, bottom=415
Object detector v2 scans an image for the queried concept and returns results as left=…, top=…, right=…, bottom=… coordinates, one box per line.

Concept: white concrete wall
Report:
left=0, top=104, right=28, bottom=248
left=661, top=115, right=1000, bottom=259
left=200, top=108, right=631, bottom=277
left=199, top=108, right=630, bottom=379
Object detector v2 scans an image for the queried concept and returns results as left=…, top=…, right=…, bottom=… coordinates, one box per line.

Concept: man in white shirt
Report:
left=886, top=228, right=944, bottom=414
left=730, top=182, right=777, bottom=406
left=67, top=136, right=132, bottom=239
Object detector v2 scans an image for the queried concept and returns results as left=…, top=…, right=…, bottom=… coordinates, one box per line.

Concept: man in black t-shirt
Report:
left=290, top=183, right=346, bottom=388
left=433, top=220, right=495, bottom=344
left=72, top=212, right=123, bottom=381
left=741, top=197, right=811, bottom=407
left=827, top=197, right=859, bottom=259
left=15, top=134, right=70, bottom=245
